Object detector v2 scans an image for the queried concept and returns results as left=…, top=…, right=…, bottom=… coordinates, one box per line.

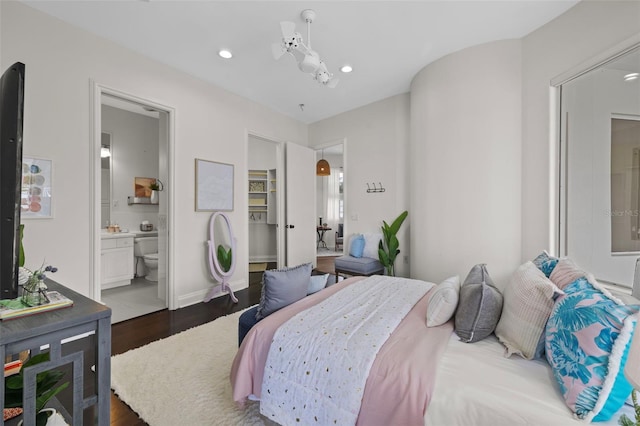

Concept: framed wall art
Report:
left=195, top=158, right=234, bottom=211
left=21, top=157, right=53, bottom=218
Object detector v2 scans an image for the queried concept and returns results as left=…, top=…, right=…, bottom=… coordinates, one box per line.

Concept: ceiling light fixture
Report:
left=624, top=72, right=639, bottom=81
left=340, top=65, right=353, bottom=73
left=218, top=49, right=233, bottom=59
left=316, top=149, right=330, bottom=176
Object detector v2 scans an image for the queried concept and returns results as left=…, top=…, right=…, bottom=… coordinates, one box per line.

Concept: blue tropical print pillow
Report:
left=545, top=277, right=640, bottom=421
left=532, top=250, right=559, bottom=278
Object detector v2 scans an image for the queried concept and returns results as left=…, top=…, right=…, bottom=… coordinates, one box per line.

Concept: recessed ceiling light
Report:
left=624, top=72, right=639, bottom=81
left=218, top=49, right=233, bottom=59
left=340, top=65, right=353, bottom=73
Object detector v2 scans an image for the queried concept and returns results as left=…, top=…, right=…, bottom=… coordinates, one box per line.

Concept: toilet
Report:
left=133, top=236, right=159, bottom=282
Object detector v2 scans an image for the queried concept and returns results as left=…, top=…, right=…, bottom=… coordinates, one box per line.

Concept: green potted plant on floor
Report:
left=4, top=352, right=70, bottom=426
left=378, top=210, right=408, bottom=276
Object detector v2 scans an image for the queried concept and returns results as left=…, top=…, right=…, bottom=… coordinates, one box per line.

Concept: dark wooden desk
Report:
left=0, top=280, right=111, bottom=426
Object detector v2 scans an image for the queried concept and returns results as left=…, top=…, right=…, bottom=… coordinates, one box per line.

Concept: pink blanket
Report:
left=230, top=276, right=454, bottom=426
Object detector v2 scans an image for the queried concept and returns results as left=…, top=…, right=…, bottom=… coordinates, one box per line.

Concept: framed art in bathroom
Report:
left=195, top=158, right=234, bottom=211
left=21, top=157, right=53, bottom=219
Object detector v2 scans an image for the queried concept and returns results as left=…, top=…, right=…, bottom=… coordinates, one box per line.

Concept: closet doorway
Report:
left=248, top=135, right=281, bottom=283
left=91, top=83, right=175, bottom=322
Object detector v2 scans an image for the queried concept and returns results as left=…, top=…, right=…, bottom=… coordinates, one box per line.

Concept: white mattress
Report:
left=424, top=333, right=634, bottom=426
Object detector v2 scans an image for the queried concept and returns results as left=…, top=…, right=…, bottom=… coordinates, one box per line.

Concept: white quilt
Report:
left=260, top=275, right=433, bottom=426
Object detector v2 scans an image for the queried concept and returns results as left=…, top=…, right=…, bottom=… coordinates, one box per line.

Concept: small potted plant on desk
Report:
left=4, top=352, right=70, bottom=426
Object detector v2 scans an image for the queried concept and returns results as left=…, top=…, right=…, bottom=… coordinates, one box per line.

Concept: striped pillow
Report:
left=549, top=258, right=586, bottom=290
left=495, top=261, right=563, bottom=360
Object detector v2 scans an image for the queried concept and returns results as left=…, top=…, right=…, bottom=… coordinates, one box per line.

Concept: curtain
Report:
left=326, top=171, right=340, bottom=225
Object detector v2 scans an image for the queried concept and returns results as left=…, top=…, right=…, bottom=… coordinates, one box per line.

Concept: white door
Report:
left=285, top=142, right=317, bottom=267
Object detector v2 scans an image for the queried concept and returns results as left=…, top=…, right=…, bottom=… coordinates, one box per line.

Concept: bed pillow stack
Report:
left=256, top=263, right=313, bottom=320
left=494, top=261, right=562, bottom=359
left=454, top=264, right=503, bottom=343
left=544, top=260, right=640, bottom=422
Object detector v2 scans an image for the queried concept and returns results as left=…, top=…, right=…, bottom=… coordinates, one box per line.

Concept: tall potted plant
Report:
left=378, top=210, right=408, bottom=276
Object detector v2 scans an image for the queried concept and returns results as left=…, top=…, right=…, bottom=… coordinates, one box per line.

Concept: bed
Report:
left=230, top=263, right=637, bottom=426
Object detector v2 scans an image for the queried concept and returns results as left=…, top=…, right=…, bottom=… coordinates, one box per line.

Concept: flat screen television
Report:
left=0, top=62, right=25, bottom=300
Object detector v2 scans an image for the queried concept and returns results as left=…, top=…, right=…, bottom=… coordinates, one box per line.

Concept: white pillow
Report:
left=495, top=261, right=563, bottom=360
left=308, top=273, right=329, bottom=295
left=426, top=276, right=460, bottom=327
left=362, top=232, right=382, bottom=259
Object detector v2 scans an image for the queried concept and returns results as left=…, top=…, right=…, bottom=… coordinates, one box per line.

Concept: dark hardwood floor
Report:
left=108, top=256, right=337, bottom=425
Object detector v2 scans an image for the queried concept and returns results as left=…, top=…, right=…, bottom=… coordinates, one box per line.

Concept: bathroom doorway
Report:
left=91, top=83, right=174, bottom=322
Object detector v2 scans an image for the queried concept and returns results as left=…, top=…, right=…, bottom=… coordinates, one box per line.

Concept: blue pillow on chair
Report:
left=349, top=234, right=365, bottom=258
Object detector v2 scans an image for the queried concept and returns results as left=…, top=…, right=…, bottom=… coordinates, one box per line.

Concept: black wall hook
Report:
left=366, top=182, right=386, bottom=193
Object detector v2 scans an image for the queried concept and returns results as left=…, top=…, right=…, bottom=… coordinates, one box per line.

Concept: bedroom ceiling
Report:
left=21, top=0, right=580, bottom=124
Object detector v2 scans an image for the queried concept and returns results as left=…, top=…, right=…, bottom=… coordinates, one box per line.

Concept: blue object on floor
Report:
left=238, top=305, right=260, bottom=346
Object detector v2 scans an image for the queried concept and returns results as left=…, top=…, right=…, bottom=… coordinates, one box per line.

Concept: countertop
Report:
left=101, top=231, right=135, bottom=239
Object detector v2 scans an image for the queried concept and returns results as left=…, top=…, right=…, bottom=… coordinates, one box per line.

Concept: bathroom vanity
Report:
left=100, top=232, right=134, bottom=289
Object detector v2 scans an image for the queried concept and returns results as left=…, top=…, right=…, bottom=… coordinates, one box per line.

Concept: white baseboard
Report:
left=249, top=255, right=276, bottom=263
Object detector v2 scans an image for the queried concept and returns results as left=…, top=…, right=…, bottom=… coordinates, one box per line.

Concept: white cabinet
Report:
left=101, top=235, right=134, bottom=289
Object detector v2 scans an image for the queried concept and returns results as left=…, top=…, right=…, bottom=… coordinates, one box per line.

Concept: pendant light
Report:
left=316, top=149, right=330, bottom=176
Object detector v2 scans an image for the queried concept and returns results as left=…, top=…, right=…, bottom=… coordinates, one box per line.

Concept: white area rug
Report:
left=111, top=309, right=270, bottom=425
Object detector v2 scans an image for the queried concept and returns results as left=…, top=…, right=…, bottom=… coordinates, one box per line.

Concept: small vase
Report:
left=150, top=190, right=159, bottom=204
left=22, top=282, right=47, bottom=306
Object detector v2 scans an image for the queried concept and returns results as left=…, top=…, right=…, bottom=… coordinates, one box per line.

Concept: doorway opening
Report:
left=91, top=83, right=175, bottom=323
left=248, top=134, right=282, bottom=286
left=315, top=142, right=345, bottom=263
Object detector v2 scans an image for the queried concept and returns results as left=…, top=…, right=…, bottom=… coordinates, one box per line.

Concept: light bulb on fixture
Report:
left=218, top=49, right=233, bottom=59
left=340, top=65, right=353, bottom=73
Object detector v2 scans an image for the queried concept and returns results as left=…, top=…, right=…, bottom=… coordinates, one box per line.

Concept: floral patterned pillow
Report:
left=545, top=277, right=640, bottom=421
left=532, top=250, right=559, bottom=278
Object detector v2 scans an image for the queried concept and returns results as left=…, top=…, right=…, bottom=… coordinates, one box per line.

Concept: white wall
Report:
left=309, top=94, right=410, bottom=277
left=102, top=105, right=160, bottom=232
left=521, top=0, right=640, bottom=262
left=410, top=40, right=522, bottom=288
left=2, top=2, right=308, bottom=304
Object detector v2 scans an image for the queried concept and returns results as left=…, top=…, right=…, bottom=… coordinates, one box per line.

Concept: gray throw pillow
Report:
left=256, top=263, right=312, bottom=320
left=454, top=264, right=503, bottom=343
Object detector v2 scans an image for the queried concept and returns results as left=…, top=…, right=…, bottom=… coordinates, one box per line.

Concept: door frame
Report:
left=90, top=81, right=177, bottom=309
left=313, top=138, right=347, bottom=250
left=245, top=131, right=286, bottom=273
